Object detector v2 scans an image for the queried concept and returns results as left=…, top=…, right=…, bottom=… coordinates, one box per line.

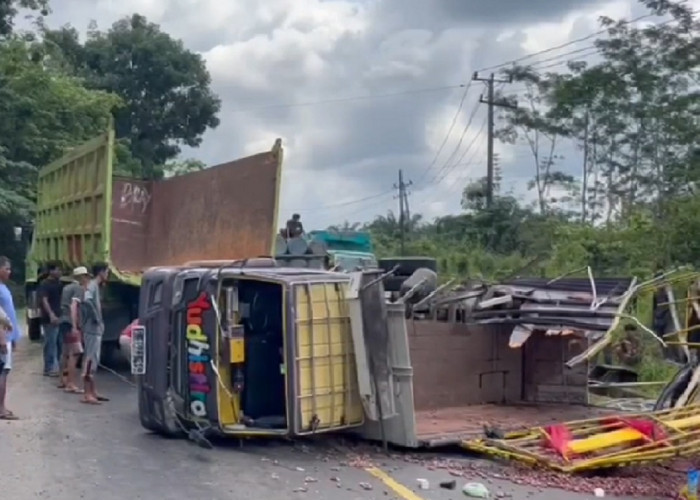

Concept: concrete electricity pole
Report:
left=472, top=72, right=516, bottom=208
left=394, top=169, right=412, bottom=256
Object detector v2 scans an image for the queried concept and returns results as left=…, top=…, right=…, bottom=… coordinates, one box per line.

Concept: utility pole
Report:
left=394, top=169, right=412, bottom=256
left=472, top=72, right=516, bottom=208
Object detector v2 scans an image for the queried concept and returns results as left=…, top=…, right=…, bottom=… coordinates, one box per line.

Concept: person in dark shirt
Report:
left=57, top=266, right=90, bottom=393
left=38, top=261, right=63, bottom=377
left=285, top=213, right=304, bottom=238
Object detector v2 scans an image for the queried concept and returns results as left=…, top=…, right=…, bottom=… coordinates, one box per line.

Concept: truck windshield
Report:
left=331, top=253, right=377, bottom=271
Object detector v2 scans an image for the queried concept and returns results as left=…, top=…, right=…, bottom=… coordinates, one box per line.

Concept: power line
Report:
left=444, top=140, right=487, bottom=195
left=477, top=6, right=696, bottom=73
left=286, top=189, right=393, bottom=212
left=433, top=118, right=488, bottom=187
left=229, top=8, right=695, bottom=118
left=228, top=84, right=467, bottom=113
left=411, top=119, right=487, bottom=211
left=475, top=11, right=658, bottom=73
left=336, top=194, right=397, bottom=219
left=425, top=97, right=482, bottom=186
left=416, top=80, right=475, bottom=183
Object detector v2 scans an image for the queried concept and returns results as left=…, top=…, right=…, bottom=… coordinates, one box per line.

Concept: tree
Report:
left=496, top=67, right=572, bottom=215
left=0, top=35, right=120, bottom=282
left=499, top=0, right=699, bottom=224
left=0, top=0, right=47, bottom=37
left=0, top=38, right=120, bottom=215
left=163, top=158, right=206, bottom=178
left=44, top=14, right=221, bottom=177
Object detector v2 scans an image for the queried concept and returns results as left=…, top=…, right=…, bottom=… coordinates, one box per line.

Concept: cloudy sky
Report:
left=40, top=0, right=698, bottom=229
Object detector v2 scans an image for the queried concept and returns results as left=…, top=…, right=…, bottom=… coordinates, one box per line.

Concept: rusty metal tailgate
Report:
left=111, top=143, right=283, bottom=279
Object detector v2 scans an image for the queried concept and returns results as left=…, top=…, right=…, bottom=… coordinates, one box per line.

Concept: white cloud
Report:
left=521, top=0, right=632, bottom=54
left=43, top=0, right=660, bottom=230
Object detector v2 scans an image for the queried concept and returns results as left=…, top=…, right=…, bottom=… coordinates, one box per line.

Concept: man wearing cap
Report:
left=57, top=266, right=90, bottom=393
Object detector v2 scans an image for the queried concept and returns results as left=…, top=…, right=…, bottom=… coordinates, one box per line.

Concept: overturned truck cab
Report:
left=136, top=261, right=366, bottom=439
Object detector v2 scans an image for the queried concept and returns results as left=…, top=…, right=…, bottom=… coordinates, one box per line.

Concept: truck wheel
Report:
left=400, top=268, right=438, bottom=297
left=138, top=385, right=161, bottom=433
left=383, top=275, right=406, bottom=293
left=28, top=317, right=42, bottom=342
left=654, top=364, right=695, bottom=410
left=378, top=257, right=437, bottom=276
left=100, top=340, right=121, bottom=367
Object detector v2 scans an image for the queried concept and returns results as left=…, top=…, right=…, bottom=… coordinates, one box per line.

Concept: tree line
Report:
left=343, top=0, right=699, bottom=283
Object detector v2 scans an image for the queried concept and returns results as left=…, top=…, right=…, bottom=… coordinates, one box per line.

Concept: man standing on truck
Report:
left=57, top=267, right=90, bottom=393
left=80, top=262, right=109, bottom=405
left=285, top=213, right=304, bottom=238
left=0, top=256, right=21, bottom=420
left=39, top=261, right=63, bottom=377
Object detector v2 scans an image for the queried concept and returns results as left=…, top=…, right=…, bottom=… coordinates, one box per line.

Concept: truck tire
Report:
left=138, top=385, right=161, bottom=434
left=378, top=257, right=437, bottom=276
left=383, top=275, right=406, bottom=293
left=654, top=363, right=695, bottom=411
left=400, top=268, right=438, bottom=303
left=100, top=340, right=121, bottom=367
left=27, top=317, right=42, bottom=342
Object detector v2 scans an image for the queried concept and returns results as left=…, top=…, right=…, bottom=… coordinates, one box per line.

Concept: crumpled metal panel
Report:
left=110, top=147, right=282, bottom=273
left=503, top=277, right=634, bottom=296
left=482, top=278, right=636, bottom=348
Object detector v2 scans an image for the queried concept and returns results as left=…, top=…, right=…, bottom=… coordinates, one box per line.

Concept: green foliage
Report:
left=0, top=0, right=48, bottom=37
left=163, top=158, right=206, bottom=178
left=43, top=14, right=221, bottom=176
left=0, top=37, right=120, bottom=223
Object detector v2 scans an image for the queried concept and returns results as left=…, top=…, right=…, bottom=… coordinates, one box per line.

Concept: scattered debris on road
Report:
left=462, top=403, right=700, bottom=473
left=462, top=482, right=490, bottom=498
left=439, top=479, right=456, bottom=490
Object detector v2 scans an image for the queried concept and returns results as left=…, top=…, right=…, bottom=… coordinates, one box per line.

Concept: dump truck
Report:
left=24, top=126, right=284, bottom=360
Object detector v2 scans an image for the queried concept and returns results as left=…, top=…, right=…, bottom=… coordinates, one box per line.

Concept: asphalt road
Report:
left=1, top=339, right=654, bottom=500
